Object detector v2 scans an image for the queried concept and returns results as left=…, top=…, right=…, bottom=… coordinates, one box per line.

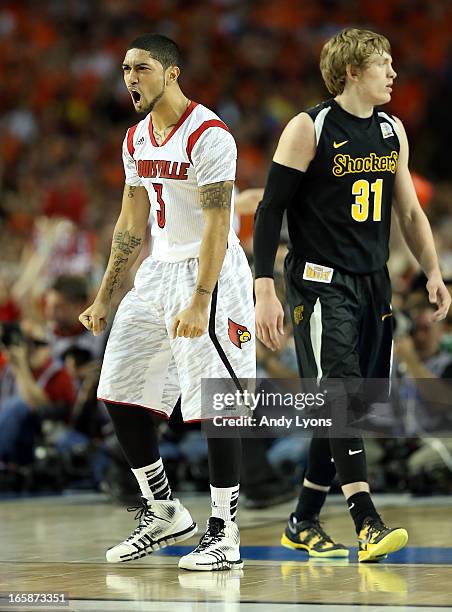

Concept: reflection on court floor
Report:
left=1, top=493, right=452, bottom=611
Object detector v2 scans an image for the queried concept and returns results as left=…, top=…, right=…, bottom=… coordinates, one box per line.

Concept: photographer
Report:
left=394, top=303, right=452, bottom=490
left=0, top=321, right=76, bottom=466
left=395, top=304, right=452, bottom=394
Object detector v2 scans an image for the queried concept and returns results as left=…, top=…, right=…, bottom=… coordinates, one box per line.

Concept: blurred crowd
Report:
left=1, top=0, right=452, bottom=502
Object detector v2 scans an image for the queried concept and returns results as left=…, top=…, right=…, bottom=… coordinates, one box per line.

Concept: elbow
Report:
left=398, top=212, right=413, bottom=231
left=403, top=207, right=425, bottom=231
left=395, top=204, right=414, bottom=231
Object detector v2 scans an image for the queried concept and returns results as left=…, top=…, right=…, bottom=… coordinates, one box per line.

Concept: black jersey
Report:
left=287, top=99, right=400, bottom=274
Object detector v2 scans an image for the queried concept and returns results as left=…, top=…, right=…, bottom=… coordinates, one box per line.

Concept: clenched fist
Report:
left=172, top=304, right=208, bottom=339
left=79, top=299, right=111, bottom=336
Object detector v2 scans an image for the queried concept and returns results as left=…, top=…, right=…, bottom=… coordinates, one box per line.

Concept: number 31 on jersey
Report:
left=351, top=179, right=383, bottom=222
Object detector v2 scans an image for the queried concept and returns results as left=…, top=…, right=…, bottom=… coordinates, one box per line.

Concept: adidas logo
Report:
left=136, top=136, right=145, bottom=145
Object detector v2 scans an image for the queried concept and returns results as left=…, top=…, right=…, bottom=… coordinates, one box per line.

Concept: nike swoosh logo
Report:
left=348, top=503, right=355, bottom=510
left=348, top=449, right=363, bottom=455
left=381, top=313, right=393, bottom=321
left=333, top=140, right=348, bottom=149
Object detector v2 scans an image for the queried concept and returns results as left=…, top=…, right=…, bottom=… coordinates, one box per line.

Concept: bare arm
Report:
left=97, top=185, right=150, bottom=301
left=273, top=112, right=316, bottom=171
left=392, top=118, right=451, bottom=320
left=172, top=180, right=233, bottom=338
left=195, top=180, right=233, bottom=300
left=79, top=184, right=150, bottom=335
left=393, top=118, right=439, bottom=276
left=7, top=346, right=48, bottom=409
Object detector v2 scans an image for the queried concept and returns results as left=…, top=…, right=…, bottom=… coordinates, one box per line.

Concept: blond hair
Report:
left=320, top=28, right=391, bottom=96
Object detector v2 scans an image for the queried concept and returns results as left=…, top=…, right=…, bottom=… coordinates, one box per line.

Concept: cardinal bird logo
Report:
left=228, top=318, right=251, bottom=349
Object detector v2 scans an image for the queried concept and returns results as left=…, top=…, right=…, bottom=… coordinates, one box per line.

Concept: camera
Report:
left=0, top=322, right=24, bottom=347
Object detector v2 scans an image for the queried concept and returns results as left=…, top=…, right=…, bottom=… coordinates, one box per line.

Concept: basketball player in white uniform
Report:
left=79, top=34, right=255, bottom=571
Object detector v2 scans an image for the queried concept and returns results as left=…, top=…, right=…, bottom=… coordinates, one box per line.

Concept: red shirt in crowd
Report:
left=32, top=357, right=76, bottom=407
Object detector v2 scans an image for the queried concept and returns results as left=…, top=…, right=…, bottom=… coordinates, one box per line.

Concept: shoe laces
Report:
left=309, top=519, right=335, bottom=544
left=195, top=519, right=225, bottom=552
left=362, top=515, right=386, bottom=536
left=125, top=499, right=159, bottom=540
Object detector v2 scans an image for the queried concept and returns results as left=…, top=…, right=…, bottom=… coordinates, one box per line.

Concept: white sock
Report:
left=210, top=484, right=239, bottom=521
left=131, top=458, right=172, bottom=501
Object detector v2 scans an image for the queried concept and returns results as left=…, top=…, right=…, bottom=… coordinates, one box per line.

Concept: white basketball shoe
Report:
left=106, top=497, right=197, bottom=563
left=178, top=517, right=243, bottom=571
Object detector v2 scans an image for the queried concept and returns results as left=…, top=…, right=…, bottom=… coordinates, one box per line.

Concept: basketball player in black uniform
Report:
left=254, top=28, right=451, bottom=562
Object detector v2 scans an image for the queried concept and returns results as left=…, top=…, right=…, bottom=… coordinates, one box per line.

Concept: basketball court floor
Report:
left=1, top=493, right=452, bottom=611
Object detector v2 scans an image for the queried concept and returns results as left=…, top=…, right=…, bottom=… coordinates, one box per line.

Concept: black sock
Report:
left=294, top=485, right=327, bottom=522
left=347, top=491, right=379, bottom=533
left=105, top=401, right=161, bottom=468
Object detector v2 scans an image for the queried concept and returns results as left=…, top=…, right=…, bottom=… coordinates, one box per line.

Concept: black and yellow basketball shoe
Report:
left=358, top=517, right=408, bottom=563
left=281, top=514, right=349, bottom=558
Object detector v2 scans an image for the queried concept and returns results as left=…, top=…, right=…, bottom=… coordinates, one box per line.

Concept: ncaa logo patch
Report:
left=380, top=122, right=394, bottom=139
left=228, top=318, right=251, bottom=349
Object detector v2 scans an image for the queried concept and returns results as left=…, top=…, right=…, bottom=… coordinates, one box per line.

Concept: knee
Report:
left=0, top=396, right=31, bottom=423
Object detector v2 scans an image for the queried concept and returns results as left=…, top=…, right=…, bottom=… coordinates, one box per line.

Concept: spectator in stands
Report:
left=0, top=272, right=20, bottom=322
left=44, top=275, right=106, bottom=359
left=393, top=302, right=452, bottom=489
left=395, top=302, right=452, bottom=430
left=0, top=0, right=451, bottom=499
left=12, top=218, right=100, bottom=310
left=0, top=320, right=76, bottom=466
left=61, top=346, right=105, bottom=441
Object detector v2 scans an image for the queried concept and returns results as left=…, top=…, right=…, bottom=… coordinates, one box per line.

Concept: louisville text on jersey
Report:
left=333, top=151, right=398, bottom=177
left=136, top=159, right=190, bottom=180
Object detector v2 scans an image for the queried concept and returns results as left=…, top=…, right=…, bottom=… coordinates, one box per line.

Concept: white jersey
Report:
left=123, top=101, right=240, bottom=262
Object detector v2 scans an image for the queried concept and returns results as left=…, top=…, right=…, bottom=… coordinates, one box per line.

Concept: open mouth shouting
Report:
left=129, top=89, right=142, bottom=105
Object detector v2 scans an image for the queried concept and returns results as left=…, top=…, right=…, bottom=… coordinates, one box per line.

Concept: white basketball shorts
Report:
left=97, top=245, right=256, bottom=422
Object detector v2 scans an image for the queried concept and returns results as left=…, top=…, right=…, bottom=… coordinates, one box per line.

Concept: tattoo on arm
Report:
left=114, top=231, right=142, bottom=256
left=127, top=186, right=137, bottom=198
left=195, top=286, right=212, bottom=296
left=199, top=181, right=233, bottom=209
left=104, top=231, right=143, bottom=298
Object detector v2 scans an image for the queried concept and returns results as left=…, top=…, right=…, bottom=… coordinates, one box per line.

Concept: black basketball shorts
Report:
left=284, top=252, right=393, bottom=382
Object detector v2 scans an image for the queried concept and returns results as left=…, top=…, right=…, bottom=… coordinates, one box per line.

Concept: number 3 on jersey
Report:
left=152, top=183, right=166, bottom=228
left=351, top=179, right=383, bottom=222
